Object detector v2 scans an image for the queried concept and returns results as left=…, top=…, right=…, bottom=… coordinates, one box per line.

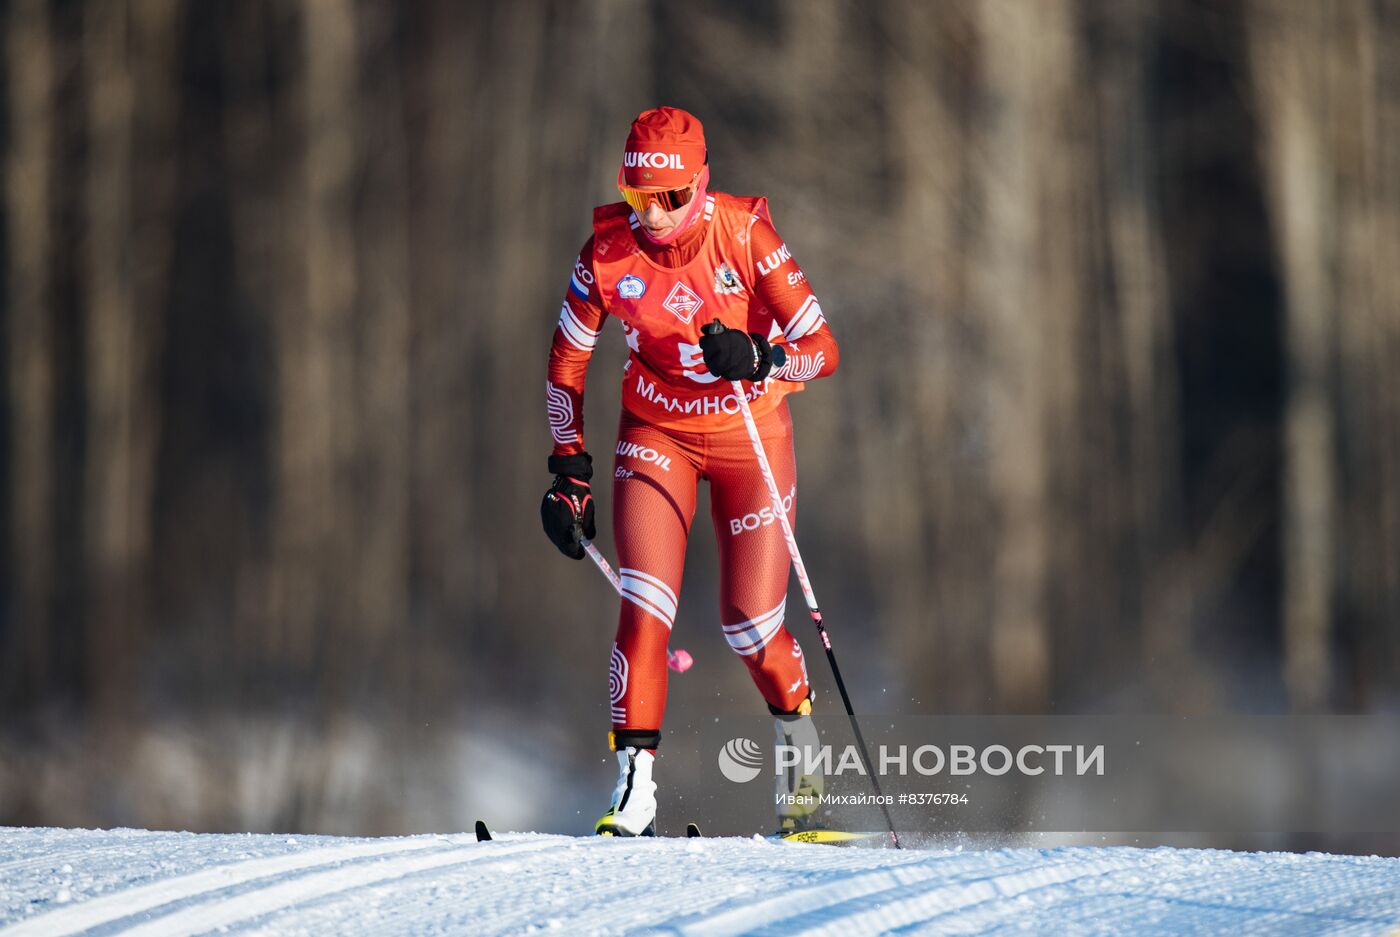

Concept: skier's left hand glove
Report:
left=541, top=452, right=595, bottom=560
left=699, top=320, right=782, bottom=381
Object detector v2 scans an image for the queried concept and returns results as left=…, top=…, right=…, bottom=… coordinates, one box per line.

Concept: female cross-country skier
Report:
left=541, top=106, right=839, bottom=836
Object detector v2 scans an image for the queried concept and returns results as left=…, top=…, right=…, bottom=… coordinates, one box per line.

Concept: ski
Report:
left=770, top=829, right=889, bottom=847
left=476, top=818, right=880, bottom=845
left=478, top=819, right=695, bottom=840
left=681, top=818, right=882, bottom=846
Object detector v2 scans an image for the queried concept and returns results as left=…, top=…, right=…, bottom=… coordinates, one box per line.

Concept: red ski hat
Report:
left=621, top=106, right=706, bottom=188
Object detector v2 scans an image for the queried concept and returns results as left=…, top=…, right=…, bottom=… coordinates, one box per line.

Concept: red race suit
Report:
left=547, top=192, right=838, bottom=738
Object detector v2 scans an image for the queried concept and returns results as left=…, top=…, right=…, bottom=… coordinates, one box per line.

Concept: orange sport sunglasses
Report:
left=618, top=181, right=698, bottom=214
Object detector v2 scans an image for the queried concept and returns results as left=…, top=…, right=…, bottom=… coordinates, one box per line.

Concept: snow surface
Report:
left=1, top=827, right=1398, bottom=935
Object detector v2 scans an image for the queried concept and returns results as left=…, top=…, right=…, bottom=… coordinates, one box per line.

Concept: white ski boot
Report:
left=595, top=732, right=658, bottom=837
left=774, top=698, right=825, bottom=834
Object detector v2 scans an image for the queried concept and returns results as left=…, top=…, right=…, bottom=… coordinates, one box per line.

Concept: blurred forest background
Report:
left=1, top=0, right=1398, bottom=842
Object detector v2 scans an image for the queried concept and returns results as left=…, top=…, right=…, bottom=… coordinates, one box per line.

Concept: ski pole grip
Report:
left=702, top=319, right=725, bottom=336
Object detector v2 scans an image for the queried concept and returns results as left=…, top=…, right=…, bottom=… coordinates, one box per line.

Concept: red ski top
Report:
left=547, top=192, right=838, bottom=454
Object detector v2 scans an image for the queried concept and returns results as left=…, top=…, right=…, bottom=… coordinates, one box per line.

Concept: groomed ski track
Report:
left=2, top=827, right=1399, bottom=935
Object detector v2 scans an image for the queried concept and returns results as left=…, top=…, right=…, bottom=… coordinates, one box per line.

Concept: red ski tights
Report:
left=607, top=400, right=810, bottom=738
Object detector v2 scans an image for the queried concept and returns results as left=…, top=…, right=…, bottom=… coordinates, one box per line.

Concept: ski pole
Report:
left=582, top=537, right=693, bottom=674
left=703, top=320, right=901, bottom=848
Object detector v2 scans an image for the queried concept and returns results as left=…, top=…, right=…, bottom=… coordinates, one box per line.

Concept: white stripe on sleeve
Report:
left=557, top=303, right=599, bottom=352
left=783, top=295, right=826, bottom=342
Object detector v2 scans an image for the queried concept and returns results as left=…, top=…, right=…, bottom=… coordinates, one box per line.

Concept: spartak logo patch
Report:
left=662, top=281, right=705, bottom=323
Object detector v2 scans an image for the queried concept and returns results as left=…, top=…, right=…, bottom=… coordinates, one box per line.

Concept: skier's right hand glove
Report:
left=700, top=319, right=784, bottom=382
left=541, top=452, right=596, bottom=560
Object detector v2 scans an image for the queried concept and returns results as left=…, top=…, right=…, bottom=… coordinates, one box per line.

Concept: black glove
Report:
left=699, top=320, right=782, bottom=381
left=541, top=452, right=595, bottom=560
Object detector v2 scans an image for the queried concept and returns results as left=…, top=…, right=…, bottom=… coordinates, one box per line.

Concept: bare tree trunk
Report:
left=1331, top=0, right=1400, bottom=700
left=401, top=0, right=475, bottom=711
left=882, top=0, right=991, bottom=708
left=268, top=0, right=362, bottom=829
left=471, top=2, right=549, bottom=673
left=269, top=0, right=358, bottom=674
left=972, top=0, right=1085, bottom=709
left=220, top=0, right=277, bottom=681
left=1248, top=0, right=1337, bottom=710
left=1088, top=0, right=1195, bottom=705
left=82, top=0, right=152, bottom=724
left=352, top=0, right=411, bottom=687
left=1361, top=0, right=1400, bottom=687
left=4, top=0, right=55, bottom=705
